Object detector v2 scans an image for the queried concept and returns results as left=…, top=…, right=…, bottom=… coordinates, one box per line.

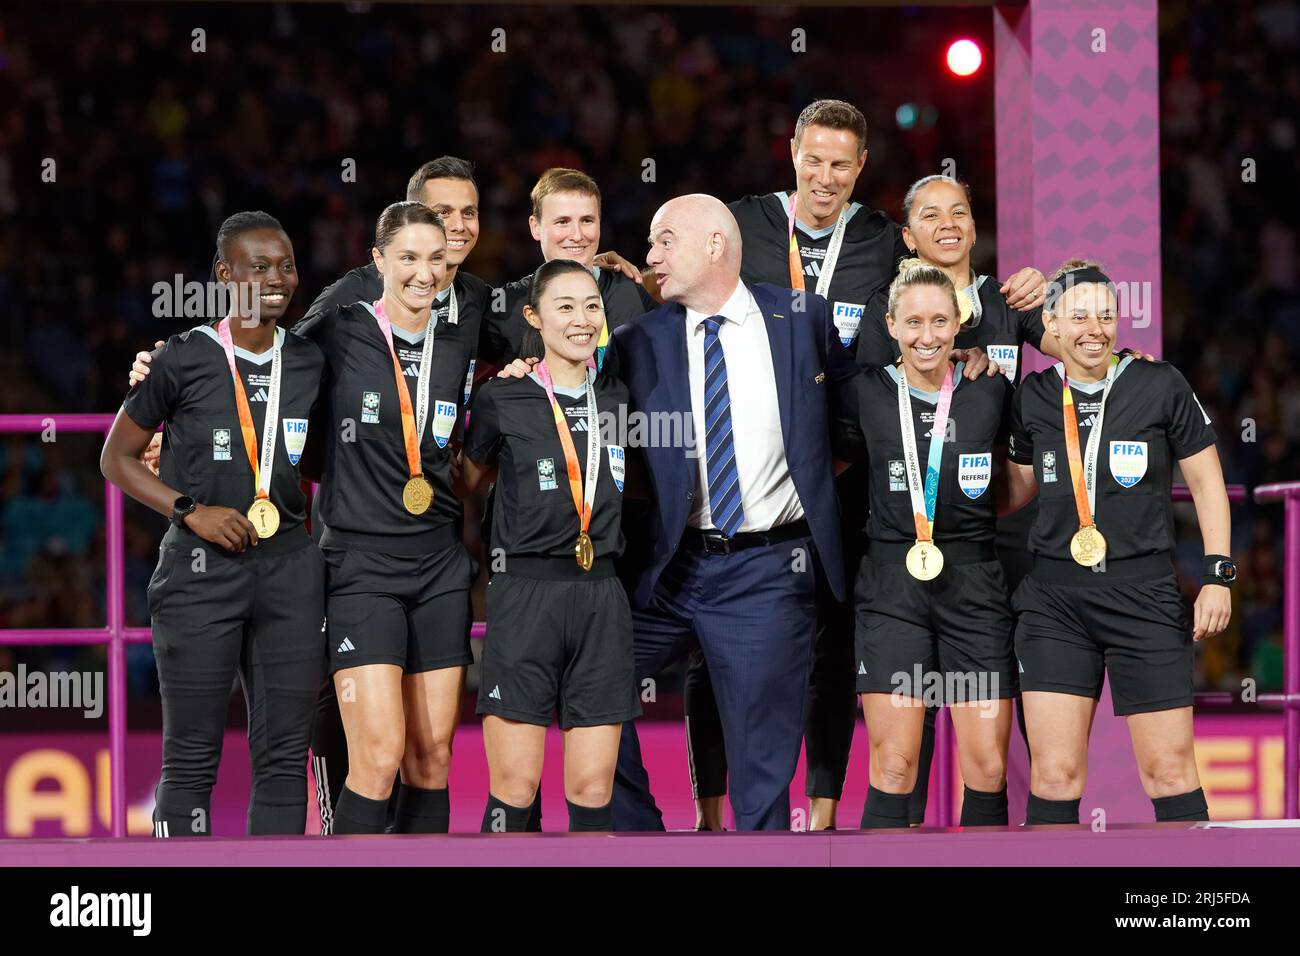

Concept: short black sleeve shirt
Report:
left=121, top=325, right=324, bottom=529
left=845, top=365, right=1010, bottom=545
left=728, top=192, right=906, bottom=357
left=1009, top=358, right=1218, bottom=560
left=465, top=373, right=628, bottom=562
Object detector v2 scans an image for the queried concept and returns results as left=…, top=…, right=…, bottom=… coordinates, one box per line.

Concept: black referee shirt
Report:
left=856, top=274, right=1047, bottom=379
left=728, top=192, right=907, bottom=357
left=1008, top=357, right=1218, bottom=561
left=294, top=299, right=479, bottom=543
left=122, top=325, right=324, bottom=530
left=497, top=267, right=657, bottom=362
left=465, top=373, right=627, bottom=562
left=837, top=363, right=1011, bottom=545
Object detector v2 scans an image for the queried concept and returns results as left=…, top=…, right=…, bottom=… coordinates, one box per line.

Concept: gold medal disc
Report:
left=402, top=475, right=434, bottom=515
left=1070, top=525, right=1107, bottom=567
left=575, top=532, right=595, bottom=572
left=905, top=540, right=943, bottom=581
left=247, top=498, right=280, bottom=538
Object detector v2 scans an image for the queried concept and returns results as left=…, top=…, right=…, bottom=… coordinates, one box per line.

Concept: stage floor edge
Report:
left=5, top=822, right=1300, bottom=867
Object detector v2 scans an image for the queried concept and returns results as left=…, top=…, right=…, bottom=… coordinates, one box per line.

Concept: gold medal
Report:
left=905, top=540, right=943, bottom=581
left=1070, top=525, right=1107, bottom=567
left=957, top=287, right=974, bottom=325
left=402, top=475, right=434, bottom=515
left=575, top=532, right=594, bottom=572
left=247, top=497, right=280, bottom=538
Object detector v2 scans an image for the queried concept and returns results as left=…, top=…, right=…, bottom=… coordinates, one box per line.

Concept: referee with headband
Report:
left=1002, top=259, right=1232, bottom=824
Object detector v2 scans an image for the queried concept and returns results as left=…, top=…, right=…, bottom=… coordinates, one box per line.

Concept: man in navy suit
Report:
left=608, top=194, right=859, bottom=830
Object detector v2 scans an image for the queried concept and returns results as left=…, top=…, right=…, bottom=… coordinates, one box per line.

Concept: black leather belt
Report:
left=681, top=519, right=811, bottom=556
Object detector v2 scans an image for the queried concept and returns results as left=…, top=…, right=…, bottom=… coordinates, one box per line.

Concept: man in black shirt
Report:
left=497, top=168, right=659, bottom=368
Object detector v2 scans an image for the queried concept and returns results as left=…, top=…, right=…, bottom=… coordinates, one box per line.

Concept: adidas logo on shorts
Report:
left=488, top=685, right=501, bottom=700
left=337, top=638, right=356, bottom=653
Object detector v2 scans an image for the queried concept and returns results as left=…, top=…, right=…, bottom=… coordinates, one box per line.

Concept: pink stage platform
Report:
left=8, top=822, right=1300, bottom=868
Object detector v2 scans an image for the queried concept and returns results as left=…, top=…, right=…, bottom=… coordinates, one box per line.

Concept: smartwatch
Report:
left=171, top=495, right=197, bottom=529
left=1202, top=554, right=1236, bottom=587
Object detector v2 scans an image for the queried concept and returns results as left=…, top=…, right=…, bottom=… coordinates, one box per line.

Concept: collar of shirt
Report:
left=885, top=361, right=967, bottom=404
left=773, top=191, right=863, bottom=239
left=686, top=279, right=751, bottom=333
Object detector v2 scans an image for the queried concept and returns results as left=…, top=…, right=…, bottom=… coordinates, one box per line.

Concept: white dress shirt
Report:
left=685, top=280, right=805, bottom=532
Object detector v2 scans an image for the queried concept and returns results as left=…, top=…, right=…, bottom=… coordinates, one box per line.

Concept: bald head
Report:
left=646, top=193, right=743, bottom=313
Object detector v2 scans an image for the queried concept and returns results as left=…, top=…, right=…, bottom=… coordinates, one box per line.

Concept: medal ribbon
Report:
left=897, top=363, right=954, bottom=543
left=372, top=295, right=440, bottom=480
left=535, top=361, right=600, bottom=538
left=1061, top=354, right=1119, bottom=528
left=786, top=192, right=848, bottom=297
left=216, top=317, right=281, bottom=502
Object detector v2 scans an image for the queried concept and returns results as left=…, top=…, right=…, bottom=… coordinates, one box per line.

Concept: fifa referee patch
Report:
left=212, top=428, right=232, bottom=461
left=537, top=457, right=557, bottom=491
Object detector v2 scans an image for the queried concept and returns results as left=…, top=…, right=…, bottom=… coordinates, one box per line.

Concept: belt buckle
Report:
left=701, top=532, right=732, bottom=556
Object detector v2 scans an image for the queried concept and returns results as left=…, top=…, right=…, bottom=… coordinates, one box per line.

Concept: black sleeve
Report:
left=121, top=338, right=183, bottom=430
left=1016, top=304, right=1047, bottom=351
left=292, top=302, right=337, bottom=356
left=1007, top=384, right=1033, bottom=465
left=635, top=283, right=658, bottom=313
left=1162, top=364, right=1217, bottom=459
left=994, top=377, right=1014, bottom=448
left=829, top=371, right=868, bottom=463
left=300, top=269, right=372, bottom=326
left=476, top=283, right=516, bottom=368
left=855, top=283, right=897, bottom=368
left=464, top=381, right=504, bottom=466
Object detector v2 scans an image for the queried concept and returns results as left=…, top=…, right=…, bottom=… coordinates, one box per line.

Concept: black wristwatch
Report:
left=1202, top=554, right=1236, bottom=587
left=171, top=495, right=197, bottom=529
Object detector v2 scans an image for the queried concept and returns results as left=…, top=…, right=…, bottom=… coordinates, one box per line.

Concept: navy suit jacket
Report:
left=608, top=281, right=859, bottom=610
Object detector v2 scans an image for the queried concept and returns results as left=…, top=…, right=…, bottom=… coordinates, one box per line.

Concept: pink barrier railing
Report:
left=0, top=414, right=485, bottom=837
left=0, top=415, right=1293, bottom=832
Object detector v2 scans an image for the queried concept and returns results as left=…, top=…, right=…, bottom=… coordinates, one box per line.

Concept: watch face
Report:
left=1217, top=560, right=1237, bottom=582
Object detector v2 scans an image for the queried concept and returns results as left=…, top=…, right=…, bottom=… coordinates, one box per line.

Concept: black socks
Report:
left=567, top=799, right=613, bottom=832
left=959, top=786, right=1009, bottom=827
left=393, top=785, right=450, bottom=833
left=481, top=794, right=533, bottom=833
left=1025, top=792, right=1081, bottom=825
left=333, top=784, right=391, bottom=834
left=860, top=785, right=912, bottom=829
left=1153, top=788, right=1209, bottom=822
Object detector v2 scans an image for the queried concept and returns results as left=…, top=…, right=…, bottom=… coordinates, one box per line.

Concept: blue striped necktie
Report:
left=702, top=315, right=746, bottom=536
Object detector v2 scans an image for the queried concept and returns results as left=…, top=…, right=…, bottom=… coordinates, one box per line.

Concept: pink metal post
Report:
left=1254, top=482, right=1300, bottom=819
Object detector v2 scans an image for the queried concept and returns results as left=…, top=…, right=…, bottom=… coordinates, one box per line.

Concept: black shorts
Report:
left=324, top=542, right=475, bottom=675
left=477, top=568, right=641, bottom=729
left=854, top=547, right=1016, bottom=704
left=1012, top=564, right=1193, bottom=716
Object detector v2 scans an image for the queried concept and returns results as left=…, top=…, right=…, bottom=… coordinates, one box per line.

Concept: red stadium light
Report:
left=946, top=38, right=982, bottom=77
